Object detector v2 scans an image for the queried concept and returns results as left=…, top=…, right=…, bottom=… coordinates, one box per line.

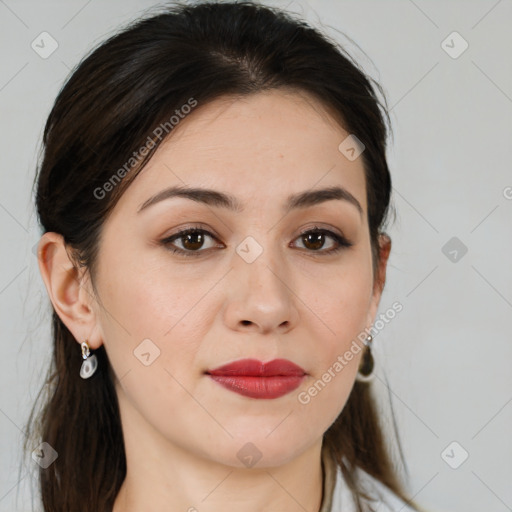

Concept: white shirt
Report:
left=320, top=445, right=420, bottom=512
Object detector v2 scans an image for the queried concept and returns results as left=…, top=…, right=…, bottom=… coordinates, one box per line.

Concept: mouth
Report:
left=205, top=358, right=307, bottom=399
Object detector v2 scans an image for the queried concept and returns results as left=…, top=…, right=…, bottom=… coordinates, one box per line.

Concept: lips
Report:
left=206, top=358, right=307, bottom=399
left=207, top=358, right=306, bottom=377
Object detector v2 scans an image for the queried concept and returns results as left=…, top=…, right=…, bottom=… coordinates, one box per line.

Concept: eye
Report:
left=160, top=225, right=352, bottom=257
left=160, top=226, right=221, bottom=257
left=293, top=226, right=353, bottom=255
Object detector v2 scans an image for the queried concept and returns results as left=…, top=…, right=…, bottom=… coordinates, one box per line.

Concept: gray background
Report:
left=1, top=1, right=511, bottom=511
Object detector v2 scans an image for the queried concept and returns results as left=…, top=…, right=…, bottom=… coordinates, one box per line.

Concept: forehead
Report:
left=114, top=89, right=367, bottom=217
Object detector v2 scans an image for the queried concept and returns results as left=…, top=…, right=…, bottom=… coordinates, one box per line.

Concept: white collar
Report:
left=320, top=444, right=419, bottom=512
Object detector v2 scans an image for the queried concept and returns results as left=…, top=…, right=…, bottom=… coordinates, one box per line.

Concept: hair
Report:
left=24, top=1, right=420, bottom=511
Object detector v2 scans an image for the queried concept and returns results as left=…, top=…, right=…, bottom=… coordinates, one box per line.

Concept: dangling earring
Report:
left=356, top=334, right=374, bottom=383
left=80, top=340, right=98, bottom=379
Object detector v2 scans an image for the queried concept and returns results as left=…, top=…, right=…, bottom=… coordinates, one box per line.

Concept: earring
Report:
left=356, top=334, right=374, bottom=383
left=80, top=340, right=98, bottom=379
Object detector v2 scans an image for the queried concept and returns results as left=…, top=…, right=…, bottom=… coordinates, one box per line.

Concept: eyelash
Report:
left=160, top=224, right=353, bottom=258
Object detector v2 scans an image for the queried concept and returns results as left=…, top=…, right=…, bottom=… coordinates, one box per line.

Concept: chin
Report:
left=200, top=433, right=313, bottom=470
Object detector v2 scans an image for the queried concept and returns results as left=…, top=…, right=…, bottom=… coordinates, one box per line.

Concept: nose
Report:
left=222, top=245, right=299, bottom=335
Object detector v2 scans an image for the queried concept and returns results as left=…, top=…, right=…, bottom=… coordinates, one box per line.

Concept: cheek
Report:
left=296, top=287, right=369, bottom=430
left=99, top=269, right=210, bottom=433
left=98, top=251, right=212, bottom=337
left=307, top=254, right=373, bottom=344
left=95, top=256, right=215, bottom=387
left=297, top=255, right=372, bottom=405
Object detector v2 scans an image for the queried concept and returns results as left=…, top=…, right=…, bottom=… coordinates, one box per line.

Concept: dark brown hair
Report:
left=24, top=2, right=420, bottom=511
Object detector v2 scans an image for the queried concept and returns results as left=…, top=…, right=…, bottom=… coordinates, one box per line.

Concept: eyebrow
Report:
left=137, top=184, right=363, bottom=217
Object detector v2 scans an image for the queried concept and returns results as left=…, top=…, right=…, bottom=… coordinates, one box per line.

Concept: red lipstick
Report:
left=206, top=358, right=306, bottom=399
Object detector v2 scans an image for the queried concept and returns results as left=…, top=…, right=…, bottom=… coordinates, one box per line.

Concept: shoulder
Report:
left=331, top=463, right=418, bottom=512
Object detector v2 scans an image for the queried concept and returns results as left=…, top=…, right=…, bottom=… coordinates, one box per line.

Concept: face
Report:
left=47, top=89, right=389, bottom=468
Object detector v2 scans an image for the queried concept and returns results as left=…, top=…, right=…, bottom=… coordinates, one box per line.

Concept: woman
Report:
left=25, top=1, right=425, bottom=511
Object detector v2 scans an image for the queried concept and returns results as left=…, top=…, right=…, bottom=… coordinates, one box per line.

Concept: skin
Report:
left=38, top=89, right=391, bottom=512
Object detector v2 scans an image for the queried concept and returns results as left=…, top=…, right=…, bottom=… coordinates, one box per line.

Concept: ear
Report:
left=366, top=233, right=392, bottom=328
left=36, top=232, right=103, bottom=350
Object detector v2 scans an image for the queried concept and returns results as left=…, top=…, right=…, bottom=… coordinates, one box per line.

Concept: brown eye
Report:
left=161, top=228, right=220, bottom=257
left=300, top=231, right=327, bottom=251
left=293, top=228, right=352, bottom=254
left=180, top=231, right=207, bottom=251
